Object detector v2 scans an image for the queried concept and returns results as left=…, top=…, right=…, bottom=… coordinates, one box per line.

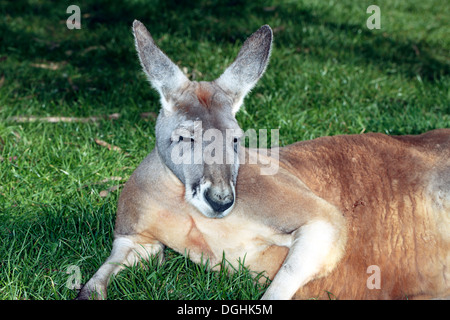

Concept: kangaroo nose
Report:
left=204, top=188, right=234, bottom=213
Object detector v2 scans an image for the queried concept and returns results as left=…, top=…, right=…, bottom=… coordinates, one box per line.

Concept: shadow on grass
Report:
left=1, top=0, right=448, bottom=109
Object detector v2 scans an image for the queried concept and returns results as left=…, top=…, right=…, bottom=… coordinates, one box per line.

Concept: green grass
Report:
left=0, top=0, right=449, bottom=300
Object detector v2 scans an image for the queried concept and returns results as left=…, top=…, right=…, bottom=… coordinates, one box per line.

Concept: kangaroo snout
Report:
left=204, top=186, right=234, bottom=214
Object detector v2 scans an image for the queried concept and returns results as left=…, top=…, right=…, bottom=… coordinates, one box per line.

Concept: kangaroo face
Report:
left=133, top=21, right=272, bottom=218
left=156, top=81, right=243, bottom=218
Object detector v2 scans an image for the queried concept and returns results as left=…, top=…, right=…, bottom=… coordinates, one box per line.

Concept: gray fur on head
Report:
left=133, top=20, right=272, bottom=218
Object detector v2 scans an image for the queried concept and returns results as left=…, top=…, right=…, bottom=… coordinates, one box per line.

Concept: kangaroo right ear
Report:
left=133, top=20, right=189, bottom=115
left=215, top=25, right=273, bottom=114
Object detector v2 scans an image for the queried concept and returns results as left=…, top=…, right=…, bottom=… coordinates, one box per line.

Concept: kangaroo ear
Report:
left=133, top=20, right=189, bottom=115
left=215, top=25, right=273, bottom=114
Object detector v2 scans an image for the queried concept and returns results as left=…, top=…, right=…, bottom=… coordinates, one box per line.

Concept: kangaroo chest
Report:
left=144, top=198, right=292, bottom=278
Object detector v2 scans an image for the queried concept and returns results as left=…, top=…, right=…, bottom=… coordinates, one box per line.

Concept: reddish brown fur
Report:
left=277, top=130, right=450, bottom=299
left=195, top=86, right=212, bottom=108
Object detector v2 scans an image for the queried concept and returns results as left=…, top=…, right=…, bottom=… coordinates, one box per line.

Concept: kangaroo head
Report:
left=133, top=20, right=272, bottom=218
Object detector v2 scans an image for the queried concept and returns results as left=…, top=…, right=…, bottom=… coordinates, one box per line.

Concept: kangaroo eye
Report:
left=233, top=137, right=239, bottom=153
left=179, top=136, right=194, bottom=143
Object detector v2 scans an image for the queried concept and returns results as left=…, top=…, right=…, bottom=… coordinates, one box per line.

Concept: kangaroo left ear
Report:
left=215, top=25, right=273, bottom=114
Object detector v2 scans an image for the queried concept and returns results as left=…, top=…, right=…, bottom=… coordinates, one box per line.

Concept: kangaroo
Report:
left=76, top=21, right=450, bottom=300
